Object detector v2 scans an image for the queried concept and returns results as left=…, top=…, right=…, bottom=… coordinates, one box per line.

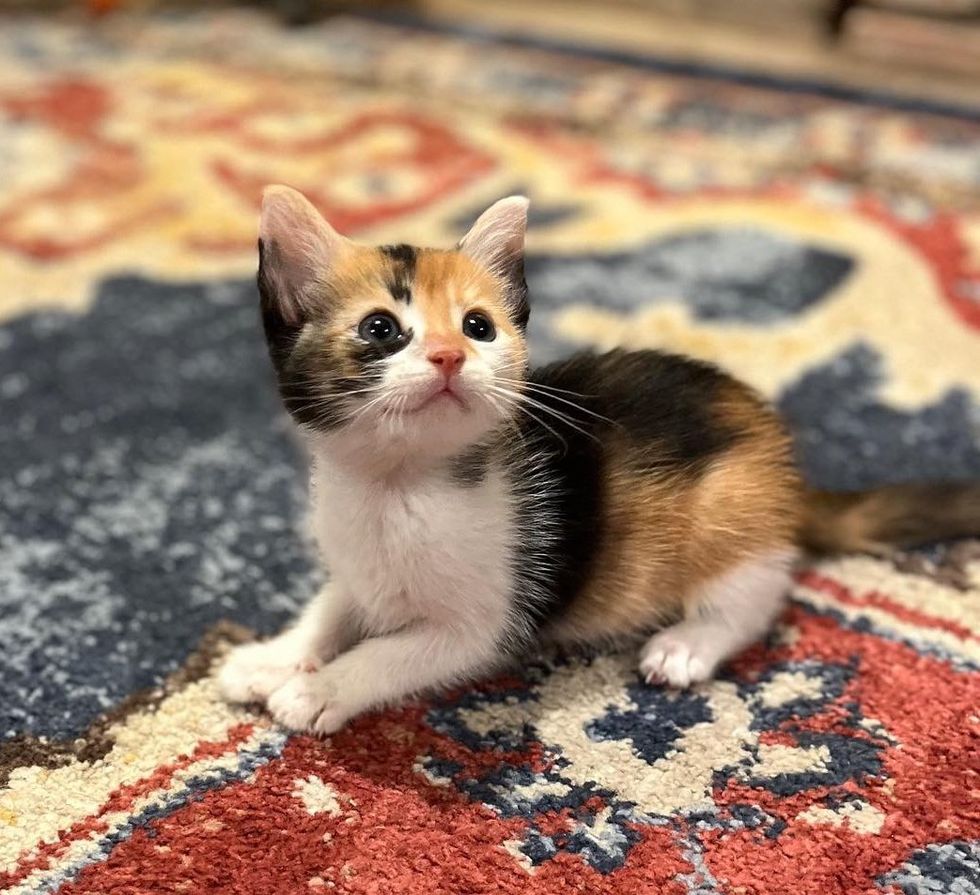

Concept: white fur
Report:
left=320, top=274, right=525, bottom=472
left=639, top=548, right=796, bottom=687
left=217, top=582, right=356, bottom=703
left=220, top=254, right=526, bottom=733
left=220, top=457, right=518, bottom=734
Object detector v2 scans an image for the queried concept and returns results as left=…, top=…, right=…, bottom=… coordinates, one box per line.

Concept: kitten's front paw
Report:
left=639, top=628, right=713, bottom=688
left=218, top=637, right=321, bottom=705
left=266, top=669, right=355, bottom=736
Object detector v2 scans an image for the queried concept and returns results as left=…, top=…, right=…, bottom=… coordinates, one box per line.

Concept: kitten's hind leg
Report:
left=639, top=549, right=795, bottom=687
left=218, top=584, right=356, bottom=704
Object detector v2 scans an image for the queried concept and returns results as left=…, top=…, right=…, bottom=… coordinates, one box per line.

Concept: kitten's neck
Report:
left=310, top=425, right=509, bottom=490
left=309, top=436, right=482, bottom=490
left=307, top=423, right=509, bottom=487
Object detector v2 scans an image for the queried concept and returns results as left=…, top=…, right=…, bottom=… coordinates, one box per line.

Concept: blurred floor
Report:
left=420, top=0, right=980, bottom=104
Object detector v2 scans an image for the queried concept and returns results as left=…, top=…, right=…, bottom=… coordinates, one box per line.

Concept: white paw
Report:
left=266, top=668, right=355, bottom=736
left=218, top=637, right=321, bottom=705
left=639, top=628, right=715, bottom=688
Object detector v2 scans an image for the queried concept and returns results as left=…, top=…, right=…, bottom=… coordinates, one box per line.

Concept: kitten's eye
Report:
left=358, top=312, right=402, bottom=344
left=462, top=311, right=496, bottom=342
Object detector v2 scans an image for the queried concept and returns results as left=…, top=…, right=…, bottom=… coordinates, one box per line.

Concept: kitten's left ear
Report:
left=458, top=196, right=530, bottom=328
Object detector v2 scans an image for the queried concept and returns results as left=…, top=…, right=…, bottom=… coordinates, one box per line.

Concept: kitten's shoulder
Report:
left=530, top=348, right=776, bottom=464
left=532, top=347, right=751, bottom=400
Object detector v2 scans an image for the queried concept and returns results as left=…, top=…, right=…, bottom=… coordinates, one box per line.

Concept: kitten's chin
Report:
left=399, top=401, right=501, bottom=456
left=409, top=386, right=469, bottom=415
left=319, top=396, right=505, bottom=471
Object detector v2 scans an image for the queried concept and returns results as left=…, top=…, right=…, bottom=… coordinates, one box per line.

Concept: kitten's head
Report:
left=257, top=185, right=530, bottom=464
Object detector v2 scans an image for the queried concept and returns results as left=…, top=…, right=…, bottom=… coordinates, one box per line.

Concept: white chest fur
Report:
left=311, top=458, right=517, bottom=638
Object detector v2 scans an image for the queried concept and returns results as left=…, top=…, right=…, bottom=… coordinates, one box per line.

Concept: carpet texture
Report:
left=1, top=11, right=979, bottom=894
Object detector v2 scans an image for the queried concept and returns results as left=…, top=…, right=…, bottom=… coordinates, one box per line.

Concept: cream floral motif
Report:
left=450, top=652, right=842, bottom=818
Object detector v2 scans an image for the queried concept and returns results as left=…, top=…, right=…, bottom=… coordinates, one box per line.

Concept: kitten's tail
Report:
left=800, top=483, right=980, bottom=554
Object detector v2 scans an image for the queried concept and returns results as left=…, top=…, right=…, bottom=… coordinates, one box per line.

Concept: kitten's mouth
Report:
left=411, top=384, right=468, bottom=413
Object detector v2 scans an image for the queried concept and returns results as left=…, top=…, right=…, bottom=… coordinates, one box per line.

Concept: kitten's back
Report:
left=508, top=349, right=801, bottom=643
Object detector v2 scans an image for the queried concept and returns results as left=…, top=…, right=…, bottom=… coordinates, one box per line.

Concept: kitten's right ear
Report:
left=458, top=196, right=530, bottom=329
left=258, top=185, right=348, bottom=323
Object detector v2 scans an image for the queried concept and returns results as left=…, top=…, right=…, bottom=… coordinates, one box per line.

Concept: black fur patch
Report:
left=257, top=238, right=319, bottom=424
left=449, top=443, right=492, bottom=488
left=387, top=281, right=412, bottom=304
left=350, top=328, right=414, bottom=364
left=257, top=238, right=336, bottom=429
left=381, top=244, right=417, bottom=304
left=512, top=414, right=605, bottom=626
left=510, top=272, right=531, bottom=332
left=508, top=349, right=745, bottom=630
left=510, top=264, right=530, bottom=331
left=533, top=349, right=742, bottom=472
left=257, top=238, right=302, bottom=366
left=491, top=248, right=529, bottom=330
left=258, top=238, right=402, bottom=432
left=381, top=243, right=418, bottom=270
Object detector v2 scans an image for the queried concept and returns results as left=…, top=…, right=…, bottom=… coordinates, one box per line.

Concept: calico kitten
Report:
left=219, top=185, right=980, bottom=734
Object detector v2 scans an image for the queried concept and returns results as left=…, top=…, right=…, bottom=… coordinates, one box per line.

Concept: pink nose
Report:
left=427, top=347, right=465, bottom=378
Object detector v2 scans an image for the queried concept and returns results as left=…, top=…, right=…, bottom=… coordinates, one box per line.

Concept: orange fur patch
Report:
left=317, top=247, right=524, bottom=359
left=548, top=388, right=802, bottom=644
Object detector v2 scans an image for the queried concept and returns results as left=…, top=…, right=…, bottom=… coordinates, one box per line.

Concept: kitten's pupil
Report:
left=359, top=312, right=401, bottom=344
left=463, top=312, right=496, bottom=342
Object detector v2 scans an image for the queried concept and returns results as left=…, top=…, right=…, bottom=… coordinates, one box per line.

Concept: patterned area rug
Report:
left=2, top=11, right=979, bottom=894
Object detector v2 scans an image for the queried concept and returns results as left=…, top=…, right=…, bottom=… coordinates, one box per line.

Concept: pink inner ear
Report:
left=259, top=186, right=346, bottom=320
left=459, top=196, right=529, bottom=275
